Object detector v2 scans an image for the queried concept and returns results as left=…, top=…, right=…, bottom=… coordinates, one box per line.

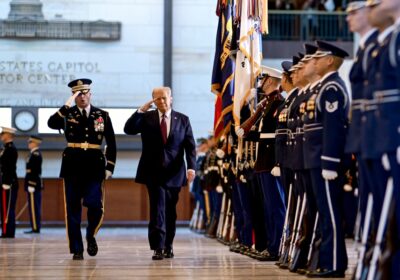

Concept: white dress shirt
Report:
left=78, top=105, right=91, bottom=117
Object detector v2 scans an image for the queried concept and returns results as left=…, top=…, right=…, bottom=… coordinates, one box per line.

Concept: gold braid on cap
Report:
left=72, top=80, right=91, bottom=92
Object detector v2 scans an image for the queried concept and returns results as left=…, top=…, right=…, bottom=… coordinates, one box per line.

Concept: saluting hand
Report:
left=105, top=170, right=112, bottom=180
left=187, top=169, right=195, bottom=183
left=65, top=91, right=81, bottom=107
left=139, top=99, right=155, bottom=113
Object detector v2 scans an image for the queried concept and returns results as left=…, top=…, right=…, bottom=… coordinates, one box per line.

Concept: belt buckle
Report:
left=81, top=142, right=89, bottom=150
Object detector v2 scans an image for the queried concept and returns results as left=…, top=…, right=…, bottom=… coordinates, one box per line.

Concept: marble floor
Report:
left=0, top=228, right=356, bottom=279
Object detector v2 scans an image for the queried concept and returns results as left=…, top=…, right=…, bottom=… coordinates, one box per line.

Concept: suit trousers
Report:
left=146, top=185, right=181, bottom=250
left=63, top=178, right=104, bottom=254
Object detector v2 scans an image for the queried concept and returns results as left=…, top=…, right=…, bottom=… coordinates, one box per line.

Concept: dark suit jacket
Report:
left=124, top=109, right=196, bottom=188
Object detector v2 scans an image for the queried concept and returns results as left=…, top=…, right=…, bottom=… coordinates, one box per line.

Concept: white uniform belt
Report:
left=373, top=89, right=400, bottom=104
left=295, top=127, right=304, bottom=134
left=374, top=89, right=400, bottom=98
left=259, top=133, right=276, bottom=139
left=304, top=123, right=323, bottom=132
left=67, top=142, right=101, bottom=150
left=351, top=99, right=367, bottom=110
left=275, top=129, right=290, bottom=135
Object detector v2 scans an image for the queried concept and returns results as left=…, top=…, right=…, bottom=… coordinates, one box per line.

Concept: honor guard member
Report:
left=247, top=66, right=285, bottom=260
left=48, top=79, right=117, bottom=260
left=289, top=43, right=321, bottom=273
left=0, top=127, right=18, bottom=238
left=375, top=0, right=400, bottom=225
left=372, top=0, right=400, bottom=275
left=24, top=136, right=43, bottom=234
left=360, top=0, right=393, bottom=236
left=302, top=41, right=350, bottom=278
left=345, top=0, right=379, bottom=232
left=274, top=60, right=298, bottom=199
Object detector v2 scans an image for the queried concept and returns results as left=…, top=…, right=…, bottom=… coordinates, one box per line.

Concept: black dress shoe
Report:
left=0, top=235, right=15, bottom=238
left=164, top=248, right=174, bottom=259
left=297, top=268, right=309, bottom=275
left=24, top=230, right=40, bottom=234
left=306, top=268, right=345, bottom=278
left=152, top=249, right=164, bottom=260
left=87, top=237, right=98, bottom=257
left=72, top=253, right=84, bottom=260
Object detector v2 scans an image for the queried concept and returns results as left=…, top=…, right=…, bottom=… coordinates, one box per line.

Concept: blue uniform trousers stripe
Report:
left=309, top=168, right=347, bottom=271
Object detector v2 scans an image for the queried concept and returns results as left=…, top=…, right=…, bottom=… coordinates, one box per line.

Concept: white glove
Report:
left=28, top=186, right=35, bottom=193
left=65, top=91, right=81, bottom=107
left=324, top=0, right=335, bottom=12
left=382, top=153, right=391, bottom=171
left=216, top=149, right=225, bottom=159
left=187, top=169, right=195, bottom=183
left=246, top=88, right=257, bottom=102
left=2, top=184, right=11, bottom=190
left=271, top=166, right=281, bottom=177
left=105, top=170, right=112, bottom=180
left=343, top=184, right=352, bottom=192
left=216, top=185, right=223, bottom=193
left=322, top=169, right=338, bottom=180
left=235, top=126, right=244, bottom=138
left=397, top=146, right=400, bottom=164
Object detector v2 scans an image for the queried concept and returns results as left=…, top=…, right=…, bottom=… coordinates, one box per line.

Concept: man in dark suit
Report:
left=24, top=135, right=43, bottom=234
left=124, top=87, right=196, bottom=260
left=48, top=78, right=117, bottom=260
left=0, top=127, right=18, bottom=238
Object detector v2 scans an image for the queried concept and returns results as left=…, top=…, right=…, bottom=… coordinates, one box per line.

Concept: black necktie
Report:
left=161, top=114, right=167, bottom=144
left=82, top=109, right=87, bottom=121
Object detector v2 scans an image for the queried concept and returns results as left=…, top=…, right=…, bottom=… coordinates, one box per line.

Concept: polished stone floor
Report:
left=0, top=228, right=355, bottom=279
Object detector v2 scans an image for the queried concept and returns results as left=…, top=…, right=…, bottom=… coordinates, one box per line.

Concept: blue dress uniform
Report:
left=360, top=26, right=393, bottom=232
left=345, top=28, right=379, bottom=230
left=48, top=79, right=116, bottom=258
left=0, top=132, right=18, bottom=238
left=275, top=61, right=298, bottom=200
left=374, top=22, right=400, bottom=276
left=303, top=41, right=350, bottom=276
left=25, top=137, right=43, bottom=233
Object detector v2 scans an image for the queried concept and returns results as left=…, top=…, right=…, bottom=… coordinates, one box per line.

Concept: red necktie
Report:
left=161, top=114, right=167, bottom=144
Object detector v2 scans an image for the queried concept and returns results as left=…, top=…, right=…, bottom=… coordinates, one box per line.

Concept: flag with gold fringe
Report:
left=211, top=0, right=235, bottom=140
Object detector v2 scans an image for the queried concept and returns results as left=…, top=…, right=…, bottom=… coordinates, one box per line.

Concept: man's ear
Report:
left=327, top=56, right=335, bottom=66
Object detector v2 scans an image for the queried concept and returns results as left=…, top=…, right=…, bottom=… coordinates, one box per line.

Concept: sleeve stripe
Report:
left=321, top=155, right=341, bottom=163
